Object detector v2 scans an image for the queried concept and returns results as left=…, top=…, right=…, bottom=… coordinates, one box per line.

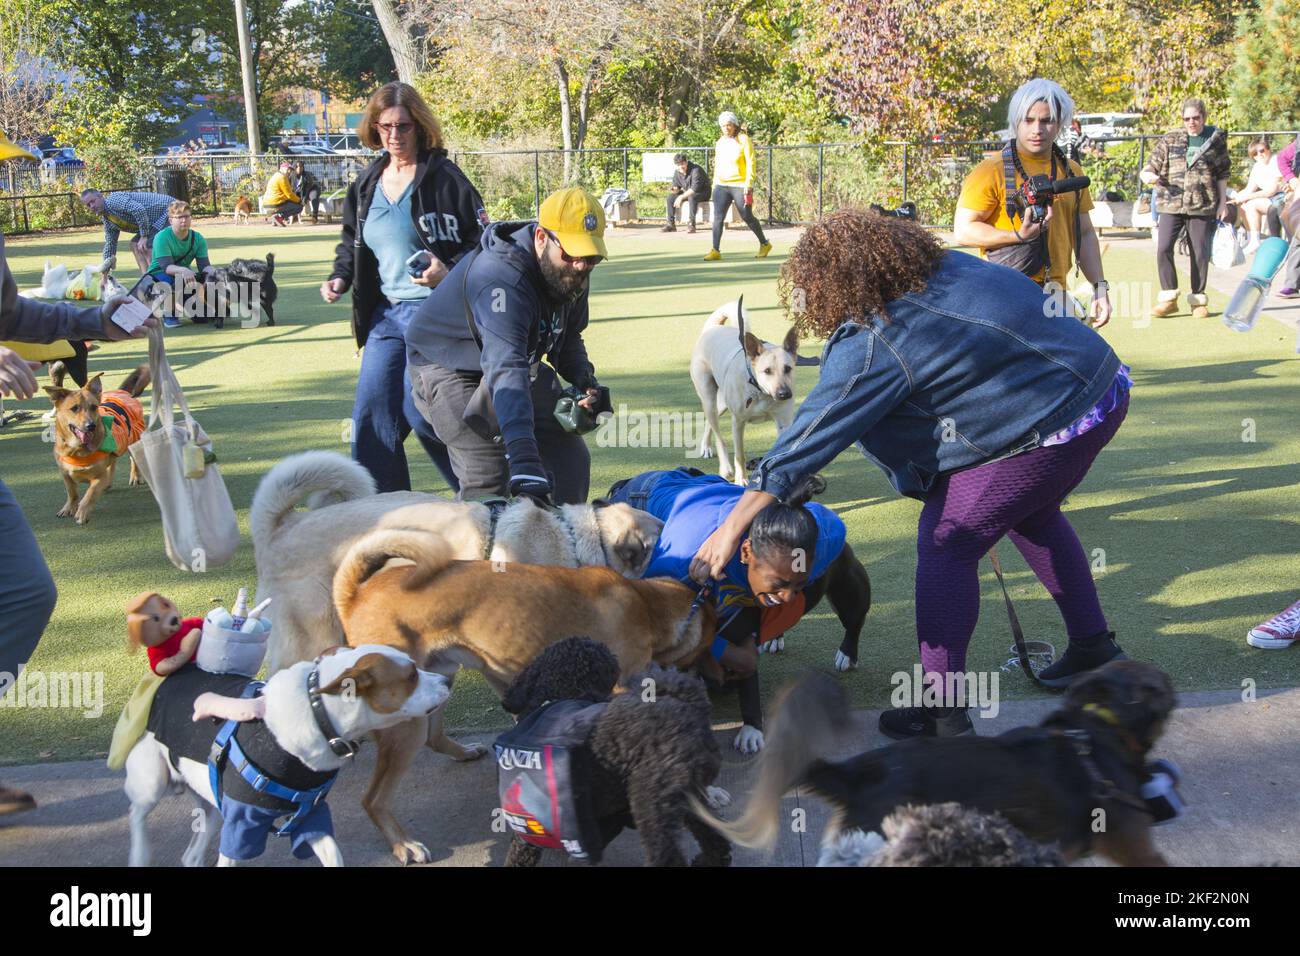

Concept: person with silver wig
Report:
left=954, top=78, right=1111, bottom=328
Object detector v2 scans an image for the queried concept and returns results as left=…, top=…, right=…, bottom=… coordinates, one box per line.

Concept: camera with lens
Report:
left=1012, top=173, right=1091, bottom=224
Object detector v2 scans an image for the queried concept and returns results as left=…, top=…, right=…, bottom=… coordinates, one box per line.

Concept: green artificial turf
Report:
left=1, top=221, right=1298, bottom=765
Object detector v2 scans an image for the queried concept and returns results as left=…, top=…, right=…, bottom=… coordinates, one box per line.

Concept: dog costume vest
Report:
left=495, top=699, right=609, bottom=862
left=146, top=663, right=336, bottom=860
left=58, top=389, right=145, bottom=468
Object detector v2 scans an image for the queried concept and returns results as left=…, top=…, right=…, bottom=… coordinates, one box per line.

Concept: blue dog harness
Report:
left=207, top=681, right=338, bottom=839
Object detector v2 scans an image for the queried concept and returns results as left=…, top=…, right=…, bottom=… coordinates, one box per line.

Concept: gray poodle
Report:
left=819, top=802, right=1065, bottom=867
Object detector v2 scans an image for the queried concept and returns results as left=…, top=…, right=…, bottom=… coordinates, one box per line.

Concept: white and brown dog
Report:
left=691, top=297, right=800, bottom=484
left=123, top=644, right=449, bottom=867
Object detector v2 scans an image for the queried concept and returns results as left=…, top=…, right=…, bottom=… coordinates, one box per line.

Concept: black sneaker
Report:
left=1036, top=631, right=1127, bottom=688
left=879, top=705, right=974, bottom=740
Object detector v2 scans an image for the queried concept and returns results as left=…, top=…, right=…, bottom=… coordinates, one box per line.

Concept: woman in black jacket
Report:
left=320, top=82, right=488, bottom=493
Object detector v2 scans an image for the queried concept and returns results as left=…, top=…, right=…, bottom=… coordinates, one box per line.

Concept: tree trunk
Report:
left=555, top=57, right=573, bottom=182
left=576, top=58, right=600, bottom=152
left=372, top=0, right=420, bottom=83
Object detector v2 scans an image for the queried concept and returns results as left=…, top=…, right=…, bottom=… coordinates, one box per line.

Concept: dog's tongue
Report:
left=71, top=425, right=93, bottom=448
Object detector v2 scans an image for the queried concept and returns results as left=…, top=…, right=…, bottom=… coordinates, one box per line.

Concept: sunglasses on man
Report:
left=543, top=229, right=603, bottom=266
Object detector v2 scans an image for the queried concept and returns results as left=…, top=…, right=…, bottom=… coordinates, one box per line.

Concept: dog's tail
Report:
left=687, top=671, right=852, bottom=849
left=702, top=298, right=744, bottom=331
left=250, top=451, right=377, bottom=560
left=118, top=363, right=150, bottom=398
left=332, top=528, right=456, bottom=623
left=264, top=252, right=275, bottom=277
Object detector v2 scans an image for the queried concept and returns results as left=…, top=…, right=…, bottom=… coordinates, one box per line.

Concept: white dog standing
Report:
left=123, top=644, right=449, bottom=867
left=691, top=298, right=800, bottom=484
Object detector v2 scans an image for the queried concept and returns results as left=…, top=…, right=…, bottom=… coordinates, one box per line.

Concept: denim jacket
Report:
left=749, top=251, right=1122, bottom=502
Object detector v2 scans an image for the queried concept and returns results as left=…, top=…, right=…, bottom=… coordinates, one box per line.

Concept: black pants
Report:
left=409, top=360, right=591, bottom=504
left=711, top=185, right=767, bottom=250
left=302, top=189, right=321, bottom=220
left=1156, top=213, right=1215, bottom=294
left=270, top=201, right=304, bottom=219
left=665, top=191, right=699, bottom=227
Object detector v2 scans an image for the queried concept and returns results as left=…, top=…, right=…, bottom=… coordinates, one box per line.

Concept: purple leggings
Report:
left=915, top=391, right=1128, bottom=677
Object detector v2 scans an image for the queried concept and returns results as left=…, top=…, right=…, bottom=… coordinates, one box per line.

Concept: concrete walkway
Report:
left=3, top=686, right=1296, bottom=867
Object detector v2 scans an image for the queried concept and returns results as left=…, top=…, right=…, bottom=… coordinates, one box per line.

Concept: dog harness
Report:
left=495, top=699, right=609, bottom=862
left=57, top=389, right=145, bottom=468
left=146, top=663, right=342, bottom=861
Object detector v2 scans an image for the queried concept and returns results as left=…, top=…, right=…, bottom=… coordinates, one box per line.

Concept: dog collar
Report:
left=307, top=664, right=361, bottom=759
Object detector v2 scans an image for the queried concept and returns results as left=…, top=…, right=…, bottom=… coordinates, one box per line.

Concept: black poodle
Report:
left=499, top=636, right=732, bottom=867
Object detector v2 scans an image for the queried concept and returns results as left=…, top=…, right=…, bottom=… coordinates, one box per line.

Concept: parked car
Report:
left=1075, top=112, right=1142, bottom=141
left=41, top=147, right=83, bottom=169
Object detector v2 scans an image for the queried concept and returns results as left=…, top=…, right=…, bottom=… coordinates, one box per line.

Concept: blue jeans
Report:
left=0, top=480, right=58, bottom=685
left=352, top=300, right=459, bottom=493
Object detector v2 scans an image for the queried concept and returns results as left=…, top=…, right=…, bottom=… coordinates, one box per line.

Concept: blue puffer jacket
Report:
left=630, top=470, right=845, bottom=630
left=749, top=250, right=1123, bottom=501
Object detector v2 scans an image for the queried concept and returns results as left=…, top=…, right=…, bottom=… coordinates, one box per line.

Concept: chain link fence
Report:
left=2, top=131, right=1295, bottom=236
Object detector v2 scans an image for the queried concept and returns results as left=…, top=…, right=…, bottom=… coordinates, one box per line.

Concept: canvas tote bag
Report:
left=129, top=325, right=239, bottom=571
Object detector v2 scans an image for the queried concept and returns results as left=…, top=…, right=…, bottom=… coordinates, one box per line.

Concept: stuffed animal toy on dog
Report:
left=107, top=592, right=204, bottom=770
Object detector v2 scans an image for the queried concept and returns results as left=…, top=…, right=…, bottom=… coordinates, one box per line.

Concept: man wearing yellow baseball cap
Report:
left=404, top=186, right=610, bottom=505
left=0, top=130, right=156, bottom=817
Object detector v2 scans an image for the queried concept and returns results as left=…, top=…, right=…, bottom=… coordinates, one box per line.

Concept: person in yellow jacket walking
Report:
left=705, top=112, right=772, bottom=260
left=261, top=159, right=304, bottom=226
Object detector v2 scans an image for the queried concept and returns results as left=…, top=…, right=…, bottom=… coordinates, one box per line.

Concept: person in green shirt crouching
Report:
left=134, top=200, right=216, bottom=329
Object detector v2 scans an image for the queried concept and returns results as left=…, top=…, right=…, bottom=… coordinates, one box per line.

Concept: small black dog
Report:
left=497, top=637, right=731, bottom=867
left=206, top=253, right=277, bottom=328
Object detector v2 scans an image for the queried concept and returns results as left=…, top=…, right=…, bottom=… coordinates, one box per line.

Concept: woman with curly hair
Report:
left=690, top=209, right=1132, bottom=738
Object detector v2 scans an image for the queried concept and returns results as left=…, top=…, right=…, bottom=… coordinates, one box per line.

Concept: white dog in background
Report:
left=690, top=297, right=801, bottom=484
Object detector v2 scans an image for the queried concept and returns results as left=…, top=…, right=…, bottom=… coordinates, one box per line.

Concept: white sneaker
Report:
left=1247, top=598, right=1300, bottom=649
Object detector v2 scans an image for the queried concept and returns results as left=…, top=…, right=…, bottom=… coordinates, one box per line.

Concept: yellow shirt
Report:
left=261, top=171, right=301, bottom=207
left=957, top=151, right=1094, bottom=288
left=713, top=133, right=755, bottom=188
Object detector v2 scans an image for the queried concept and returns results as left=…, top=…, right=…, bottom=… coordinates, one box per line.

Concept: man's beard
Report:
left=539, top=255, right=588, bottom=303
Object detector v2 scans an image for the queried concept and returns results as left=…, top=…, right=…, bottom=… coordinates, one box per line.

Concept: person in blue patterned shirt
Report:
left=80, top=189, right=177, bottom=275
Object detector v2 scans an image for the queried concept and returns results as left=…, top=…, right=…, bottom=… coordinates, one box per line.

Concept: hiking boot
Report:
left=1248, top=598, right=1300, bottom=649
left=0, top=784, right=36, bottom=816
left=660, top=224, right=676, bottom=233
left=1036, top=630, right=1127, bottom=688
left=1150, top=298, right=1179, bottom=318
left=756, top=241, right=773, bottom=258
left=704, top=249, right=721, bottom=261
left=879, top=705, right=974, bottom=740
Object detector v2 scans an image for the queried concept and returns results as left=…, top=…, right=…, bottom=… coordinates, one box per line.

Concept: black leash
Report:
left=733, top=293, right=761, bottom=391
left=988, top=546, right=1053, bottom=688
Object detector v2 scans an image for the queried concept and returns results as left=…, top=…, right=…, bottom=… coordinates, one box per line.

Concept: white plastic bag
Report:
left=129, top=326, right=240, bottom=572
left=1211, top=221, right=1245, bottom=269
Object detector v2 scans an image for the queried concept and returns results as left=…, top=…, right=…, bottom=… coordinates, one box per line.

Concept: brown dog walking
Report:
left=45, top=362, right=150, bottom=524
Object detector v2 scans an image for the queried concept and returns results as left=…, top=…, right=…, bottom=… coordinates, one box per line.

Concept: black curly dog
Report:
left=500, top=637, right=732, bottom=867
